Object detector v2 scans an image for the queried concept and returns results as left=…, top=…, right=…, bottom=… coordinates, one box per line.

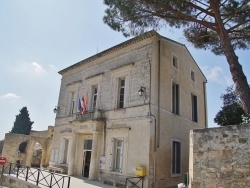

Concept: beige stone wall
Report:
left=189, top=124, right=250, bottom=188
left=149, top=38, right=206, bottom=187
left=2, top=131, right=52, bottom=168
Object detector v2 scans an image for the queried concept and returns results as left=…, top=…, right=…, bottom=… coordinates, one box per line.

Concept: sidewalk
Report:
left=70, top=176, right=114, bottom=188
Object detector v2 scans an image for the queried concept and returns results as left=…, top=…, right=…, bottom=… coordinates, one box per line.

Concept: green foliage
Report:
left=214, top=86, right=246, bottom=126
left=10, top=107, right=34, bottom=135
left=103, top=0, right=250, bottom=54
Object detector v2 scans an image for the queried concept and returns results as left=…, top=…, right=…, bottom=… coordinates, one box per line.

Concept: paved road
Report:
left=70, top=177, right=114, bottom=188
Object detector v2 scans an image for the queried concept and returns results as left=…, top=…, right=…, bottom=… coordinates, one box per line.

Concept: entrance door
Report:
left=82, top=151, right=92, bottom=177
left=82, top=139, right=93, bottom=178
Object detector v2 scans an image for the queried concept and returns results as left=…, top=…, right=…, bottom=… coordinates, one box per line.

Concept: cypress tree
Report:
left=10, top=107, right=34, bottom=135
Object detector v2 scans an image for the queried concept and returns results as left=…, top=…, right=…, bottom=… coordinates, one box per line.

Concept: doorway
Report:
left=82, top=139, right=93, bottom=178
left=82, top=151, right=91, bottom=177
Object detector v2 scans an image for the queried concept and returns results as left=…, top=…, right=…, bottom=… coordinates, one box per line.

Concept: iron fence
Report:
left=125, top=176, right=144, bottom=188
left=1, top=162, right=70, bottom=188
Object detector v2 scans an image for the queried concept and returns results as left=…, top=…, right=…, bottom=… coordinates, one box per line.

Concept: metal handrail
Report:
left=1, top=162, right=70, bottom=188
left=125, top=176, right=144, bottom=188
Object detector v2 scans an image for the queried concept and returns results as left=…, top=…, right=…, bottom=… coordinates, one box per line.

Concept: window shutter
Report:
left=59, top=139, right=65, bottom=163
left=50, top=149, right=55, bottom=162
left=109, top=138, right=114, bottom=171
left=55, top=149, right=59, bottom=163
left=119, top=138, right=124, bottom=173
left=67, top=138, right=72, bottom=164
left=176, top=142, right=181, bottom=174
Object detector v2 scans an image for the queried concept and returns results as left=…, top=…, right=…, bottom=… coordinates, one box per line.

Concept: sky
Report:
left=0, top=0, right=249, bottom=140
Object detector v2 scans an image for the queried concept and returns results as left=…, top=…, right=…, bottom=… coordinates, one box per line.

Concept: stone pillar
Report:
left=68, top=133, right=77, bottom=175
left=88, top=131, right=100, bottom=180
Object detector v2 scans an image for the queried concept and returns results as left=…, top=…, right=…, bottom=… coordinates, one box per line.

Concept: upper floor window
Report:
left=173, top=55, right=178, bottom=69
left=118, top=78, right=126, bottom=108
left=172, top=140, right=181, bottom=175
left=191, top=70, right=195, bottom=82
left=92, top=86, right=98, bottom=110
left=70, top=92, right=75, bottom=116
left=172, top=82, right=180, bottom=115
left=191, top=94, right=198, bottom=122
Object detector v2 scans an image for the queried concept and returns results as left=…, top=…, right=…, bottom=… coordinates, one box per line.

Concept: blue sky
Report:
left=0, top=0, right=249, bottom=140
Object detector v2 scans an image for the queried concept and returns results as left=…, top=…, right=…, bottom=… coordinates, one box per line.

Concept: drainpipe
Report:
left=203, top=81, right=208, bottom=128
left=147, top=51, right=156, bottom=188
left=157, top=40, right=161, bottom=148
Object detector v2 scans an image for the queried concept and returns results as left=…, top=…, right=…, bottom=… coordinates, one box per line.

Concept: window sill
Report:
left=171, top=173, right=181, bottom=177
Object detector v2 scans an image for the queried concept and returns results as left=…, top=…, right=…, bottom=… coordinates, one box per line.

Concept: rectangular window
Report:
left=84, top=140, right=93, bottom=150
left=172, top=140, right=181, bottom=175
left=92, top=86, right=98, bottom=110
left=173, top=55, right=178, bottom=68
left=110, top=138, right=123, bottom=172
left=191, top=70, right=195, bottom=82
left=59, top=139, right=70, bottom=164
left=70, top=92, right=75, bottom=116
left=172, top=82, right=180, bottom=115
left=118, top=78, right=125, bottom=108
left=191, top=94, right=198, bottom=122
left=50, top=148, right=59, bottom=163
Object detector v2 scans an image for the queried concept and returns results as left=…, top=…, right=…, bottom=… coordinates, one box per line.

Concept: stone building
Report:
left=50, top=30, right=207, bottom=188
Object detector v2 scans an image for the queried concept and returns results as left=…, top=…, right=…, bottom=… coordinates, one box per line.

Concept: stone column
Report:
left=88, top=131, right=100, bottom=180
left=68, top=133, right=77, bottom=175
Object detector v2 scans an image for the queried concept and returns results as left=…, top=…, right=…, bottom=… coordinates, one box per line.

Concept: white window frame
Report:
left=109, top=138, right=124, bottom=172
left=50, top=148, right=59, bottom=164
left=59, top=138, right=71, bottom=164
left=171, top=80, right=180, bottom=115
left=111, top=63, right=133, bottom=109
left=171, top=139, right=181, bottom=176
left=191, top=93, right=198, bottom=122
left=117, top=78, right=126, bottom=109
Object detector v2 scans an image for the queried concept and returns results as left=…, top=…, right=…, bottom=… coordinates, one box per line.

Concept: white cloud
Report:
left=14, top=62, right=47, bottom=76
left=202, top=66, right=233, bottom=86
left=0, top=93, right=21, bottom=101
left=32, top=62, right=46, bottom=74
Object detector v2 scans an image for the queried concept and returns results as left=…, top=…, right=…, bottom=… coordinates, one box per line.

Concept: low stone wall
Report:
left=189, top=124, right=250, bottom=188
left=0, top=175, right=39, bottom=188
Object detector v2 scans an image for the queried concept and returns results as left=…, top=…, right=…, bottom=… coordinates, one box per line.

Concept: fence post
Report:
left=67, top=176, right=71, bottom=188
left=50, top=173, right=53, bottom=188
left=8, top=163, right=12, bottom=175
left=36, top=169, right=40, bottom=186
left=25, top=167, right=29, bottom=181
left=17, top=165, right=20, bottom=178
left=1, top=165, right=4, bottom=175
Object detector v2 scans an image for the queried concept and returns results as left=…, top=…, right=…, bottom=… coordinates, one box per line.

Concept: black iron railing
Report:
left=125, top=176, right=144, bottom=188
left=1, top=162, right=70, bottom=188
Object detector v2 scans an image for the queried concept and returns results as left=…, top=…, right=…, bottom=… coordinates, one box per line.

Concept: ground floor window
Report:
left=109, top=138, right=124, bottom=172
left=59, top=138, right=70, bottom=164
left=172, top=140, right=181, bottom=175
left=50, top=148, right=59, bottom=163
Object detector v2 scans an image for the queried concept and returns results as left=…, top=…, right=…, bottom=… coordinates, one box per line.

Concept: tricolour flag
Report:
left=78, top=98, right=82, bottom=112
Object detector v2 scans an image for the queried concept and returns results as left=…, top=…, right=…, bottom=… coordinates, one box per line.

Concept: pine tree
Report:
left=214, top=86, right=246, bottom=126
left=10, top=107, right=34, bottom=135
left=103, top=0, right=250, bottom=116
